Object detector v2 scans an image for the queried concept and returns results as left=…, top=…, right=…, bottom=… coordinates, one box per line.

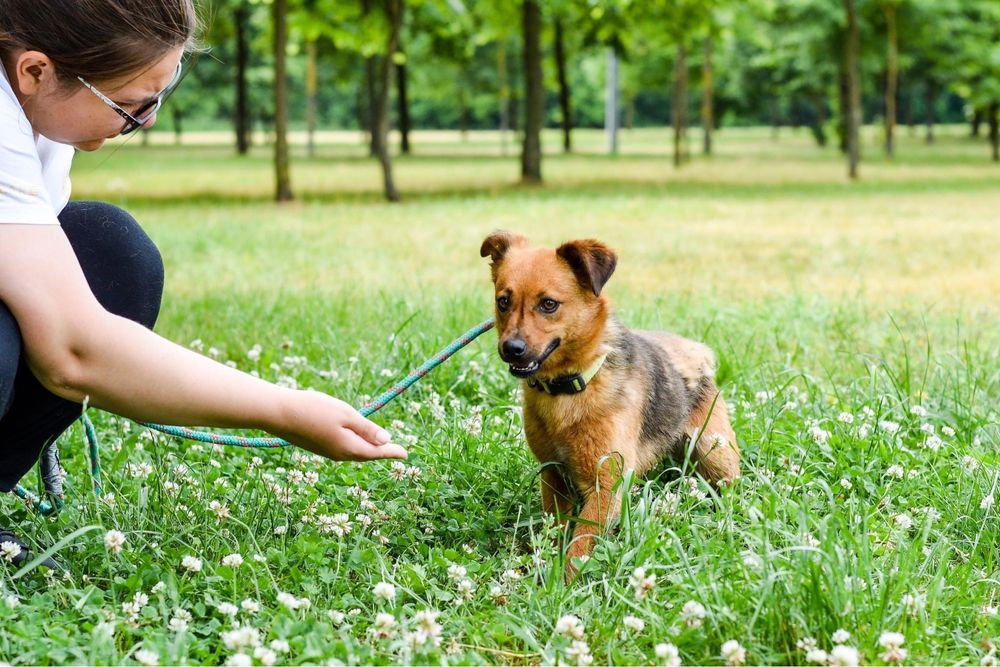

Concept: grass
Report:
left=1, top=126, right=998, bottom=666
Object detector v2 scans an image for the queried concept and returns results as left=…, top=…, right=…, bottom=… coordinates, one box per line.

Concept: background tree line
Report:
left=166, top=0, right=1000, bottom=200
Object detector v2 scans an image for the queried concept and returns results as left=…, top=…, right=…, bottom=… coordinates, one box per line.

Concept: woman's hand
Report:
left=272, top=389, right=408, bottom=462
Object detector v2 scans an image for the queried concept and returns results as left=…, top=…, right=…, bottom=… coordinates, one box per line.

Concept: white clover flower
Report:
left=806, top=649, right=828, bottom=664
left=832, top=629, right=851, bottom=643
left=150, top=581, right=166, bottom=595
left=565, top=640, right=594, bottom=666
left=721, top=640, right=746, bottom=666
left=221, top=553, right=244, bottom=568
left=269, top=639, right=290, bottom=653
left=317, top=513, right=352, bottom=536
left=277, top=591, right=309, bottom=611
left=981, top=604, right=998, bottom=617
left=4, top=594, right=20, bottom=608
left=655, top=642, right=681, bottom=667
left=837, top=412, right=855, bottom=424
left=982, top=495, right=995, bottom=510
left=555, top=614, right=586, bottom=640
left=681, top=600, right=707, bottom=627
left=373, top=581, right=396, bottom=601
left=168, top=608, right=191, bottom=632
left=240, top=598, right=260, bottom=614
left=273, top=525, right=288, bottom=536
left=252, top=647, right=277, bottom=667
left=327, top=610, right=346, bottom=625
left=226, top=654, right=252, bottom=667
left=879, top=420, right=901, bottom=434
left=941, top=425, right=955, bottom=437
left=829, top=645, right=861, bottom=666
left=894, top=513, right=914, bottom=530
left=221, top=625, right=262, bottom=651
left=802, top=533, right=821, bottom=548
left=456, top=578, right=475, bottom=602
left=122, top=591, right=149, bottom=620
left=134, top=649, right=159, bottom=666
left=878, top=631, right=907, bottom=663
left=371, top=612, right=396, bottom=639
left=447, top=563, right=467, bottom=581
left=629, top=566, right=657, bottom=599
left=885, top=465, right=905, bottom=479
left=910, top=405, right=928, bottom=417
left=208, top=500, right=230, bottom=522
left=93, top=620, right=116, bottom=638
left=390, top=461, right=407, bottom=481
left=962, top=456, right=980, bottom=473
left=840, top=478, right=853, bottom=490
left=623, top=615, right=645, bottom=633
left=808, top=426, right=830, bottom=445
left=217, top=602, right=239, bottom=617
left=181, top=555, right=202, bottom=573
left=1, top=541, right=22, bottom=563
left=501, top=569, right=522, bottom=582
left=857, top=423, right=872, bottom=439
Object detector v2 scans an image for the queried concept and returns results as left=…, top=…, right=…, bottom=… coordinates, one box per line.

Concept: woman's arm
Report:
left=0, top=224, right=406, bottom=461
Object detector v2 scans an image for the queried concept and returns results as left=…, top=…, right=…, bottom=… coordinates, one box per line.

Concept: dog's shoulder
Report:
left=632, top=330, right=716, bottom=392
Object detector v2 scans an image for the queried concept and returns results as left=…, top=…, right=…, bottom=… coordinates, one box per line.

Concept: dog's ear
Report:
left=480, top=230, right=527, bottom=263
left=556, top=239, right=618, bottom=296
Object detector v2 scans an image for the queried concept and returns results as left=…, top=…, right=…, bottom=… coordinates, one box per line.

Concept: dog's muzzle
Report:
left=503, top=338, right=561, bottom=378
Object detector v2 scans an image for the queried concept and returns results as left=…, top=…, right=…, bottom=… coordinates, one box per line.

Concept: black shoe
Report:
left=0, top=529, right=58, bottom=569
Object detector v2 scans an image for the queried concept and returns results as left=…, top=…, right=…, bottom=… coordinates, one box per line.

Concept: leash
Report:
left=12, top=318, right=496, bottom=516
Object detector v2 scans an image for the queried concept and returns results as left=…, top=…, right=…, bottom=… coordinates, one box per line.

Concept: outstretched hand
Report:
left=275, top=389, right=407, bottom=462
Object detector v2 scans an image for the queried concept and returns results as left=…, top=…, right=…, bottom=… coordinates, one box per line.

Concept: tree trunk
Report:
left=396, top=50, right=411, bottom=154
left=520, top=0, right=543, bottom=184
left=361, top=0, right=377, bottom=156
left=605, top=48, right=619, bottom=154
left=234, top=1, right=251, bottom=155
left=672, top=41, right=687, bottom=168
left=497, top=40, right=510, bottom=156
left=701, top=36, right=713, bottom=156
left=989, top=102, right=999, bottom=162
left=273, top=0, right=293, bottom=201
left=837, top=66, right=848, bottom=153
left=306, top=39, right=318, bottom=159
left=769, top=98, right=780, bottom=141
left=459, top=82, right=469, bottom=141
left=924, top=80, right=936, bottom=144
left=374, top=0, right=402, bottom=202
left=554, top=18, right=572, bottom=153
left=172, top=107, right=182, bottom=145
left=883, top=1, right=897, bottom=157
left=843, top=0, right=861, bottom=179
left=810, top=93, right=828, bottom=147
left=971, top=108, right=982, bottom=138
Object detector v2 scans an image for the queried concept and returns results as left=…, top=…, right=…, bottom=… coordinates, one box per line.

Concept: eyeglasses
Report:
left=76, top=61, right=184, bottom=136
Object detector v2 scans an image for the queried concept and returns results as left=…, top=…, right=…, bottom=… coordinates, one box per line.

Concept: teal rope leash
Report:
left=13, top=318, right=495, bottom=515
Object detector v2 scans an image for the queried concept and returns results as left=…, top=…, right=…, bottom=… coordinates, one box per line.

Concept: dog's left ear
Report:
left=556, top=239, right=618, bottom=296
left=480, top=230, right=527, bottom=263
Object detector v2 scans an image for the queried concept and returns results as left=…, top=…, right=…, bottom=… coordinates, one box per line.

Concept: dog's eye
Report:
left=496, top=295, right=511, bottom=312
left=539, top=298, right=560, bottom=314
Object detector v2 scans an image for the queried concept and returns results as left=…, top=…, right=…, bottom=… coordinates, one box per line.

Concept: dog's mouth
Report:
left=507, top=338, right=561, bottom=378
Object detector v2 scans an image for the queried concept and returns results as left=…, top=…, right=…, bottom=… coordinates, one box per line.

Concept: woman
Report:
left=0, top=0, right=405, bottom=566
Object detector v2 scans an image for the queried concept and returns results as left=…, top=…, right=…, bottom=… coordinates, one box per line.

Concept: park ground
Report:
left=1, top=126, right=998, bottom=666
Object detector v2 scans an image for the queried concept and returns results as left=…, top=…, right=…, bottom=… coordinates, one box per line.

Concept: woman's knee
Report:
left=58, top=201, right=164, bottom=329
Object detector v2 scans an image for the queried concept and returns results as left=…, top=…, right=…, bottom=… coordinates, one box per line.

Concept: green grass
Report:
left=2, top=126, right=998, bottom=666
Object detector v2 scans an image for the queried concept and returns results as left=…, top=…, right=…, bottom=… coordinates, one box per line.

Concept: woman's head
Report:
left=0, top=0, right=197, bottom=150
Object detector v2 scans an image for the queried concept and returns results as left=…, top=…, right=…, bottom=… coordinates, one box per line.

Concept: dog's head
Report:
left=480, top=230, right=617, bottom=379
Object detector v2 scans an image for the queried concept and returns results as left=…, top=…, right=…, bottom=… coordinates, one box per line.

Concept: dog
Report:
left=480, top=231, right=740, bottom=570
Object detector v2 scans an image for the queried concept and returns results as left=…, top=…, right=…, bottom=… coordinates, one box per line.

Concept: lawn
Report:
left=1, top=126, right=998, bottom=666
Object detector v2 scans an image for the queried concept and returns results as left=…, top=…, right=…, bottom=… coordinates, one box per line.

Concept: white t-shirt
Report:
left=0, top=65, right=75, bottom=225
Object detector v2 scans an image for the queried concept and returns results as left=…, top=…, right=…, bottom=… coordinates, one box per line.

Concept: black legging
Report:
left=0, top=201, right=163, bottom=492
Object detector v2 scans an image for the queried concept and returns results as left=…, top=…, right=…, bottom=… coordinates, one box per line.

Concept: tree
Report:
left=273, top=0, right=294, bottom=201
left=521, top=0, right=543, bottom=184
left=373, top=0, right=403, bottom=201
left=234, top=1, right=252, bottom=154
left=879, top=0, right=900, bottom=156
left=843, top=0, right=861, bottom=179
left=553, top=17, right=573, bottom=152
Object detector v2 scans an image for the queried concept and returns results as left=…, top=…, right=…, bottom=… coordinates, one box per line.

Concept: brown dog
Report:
left=481, top=231, right=740, bottom=569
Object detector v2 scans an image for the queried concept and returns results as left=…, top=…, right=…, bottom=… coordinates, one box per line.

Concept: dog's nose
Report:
left=502, top=338, right=527, bottom=359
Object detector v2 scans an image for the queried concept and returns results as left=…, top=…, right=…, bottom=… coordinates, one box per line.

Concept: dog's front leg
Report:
left=540, top=465, right=575, bottom=525
left=564, top=446, right=635, bottom=575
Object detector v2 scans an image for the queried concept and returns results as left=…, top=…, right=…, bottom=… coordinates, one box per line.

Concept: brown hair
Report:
left=0, top=0, right=197, bottom=85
